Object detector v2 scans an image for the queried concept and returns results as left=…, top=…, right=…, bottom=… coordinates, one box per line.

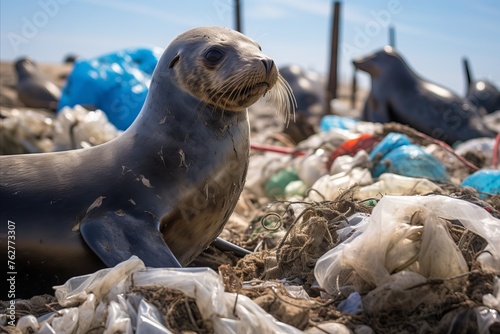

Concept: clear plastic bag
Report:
left=17, top=256, right=304, bottom=334
left=315, top=195, right=500, bottom=295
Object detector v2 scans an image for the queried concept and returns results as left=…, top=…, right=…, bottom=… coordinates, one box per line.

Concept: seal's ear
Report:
left=169, top=54, right=180, bottom=68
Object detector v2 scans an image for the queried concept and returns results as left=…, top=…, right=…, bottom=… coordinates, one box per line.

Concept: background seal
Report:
left=14, top=57, right=61, bottom=110
left=0, top=26, right=295, bottom=298
left=354, top=46, right=496, bottom=145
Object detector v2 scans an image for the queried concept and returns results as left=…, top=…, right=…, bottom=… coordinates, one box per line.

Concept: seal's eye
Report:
left=205, top=49, right=224, bottom=64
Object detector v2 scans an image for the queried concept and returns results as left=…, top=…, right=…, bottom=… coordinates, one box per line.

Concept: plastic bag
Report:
left=372, top=144, right=449, bottom=181
left=58, top=47, right=162, bottom=130
left=17, top=256, right=303, bottom=334
left=308, top=168, right=373, bottom=201
left=315, top=195, right=500, bottom=295
left=355, top=173, right=443, bottom=199
left=461, top=169, right=500, bottom=196
left=369, top=133, right=448, bottom=181
left=319, top=115, right=359, bottom=132
left=369, top=132, right=411, bottom=160
left=53, top=105, right=122, bottom=151
left=328, top=134, right=379, bottom=170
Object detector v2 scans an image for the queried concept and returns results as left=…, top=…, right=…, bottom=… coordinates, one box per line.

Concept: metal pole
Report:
left=326, top=1, right=341, bottom=115
left=234, top=0, right=242, bottom=33
left=389, top=25, right=396, bottom=48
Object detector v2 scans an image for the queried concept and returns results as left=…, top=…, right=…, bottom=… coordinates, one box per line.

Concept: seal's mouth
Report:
left=248, top=82, right=270, bottom=96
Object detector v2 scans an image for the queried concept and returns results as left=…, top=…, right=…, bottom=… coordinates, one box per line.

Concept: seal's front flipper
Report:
left=80, top=211, right=181, bottom=268
left=212, top=237, right=251, bottom=258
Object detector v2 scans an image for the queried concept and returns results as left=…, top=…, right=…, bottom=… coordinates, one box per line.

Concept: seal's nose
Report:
left=261, top=59, right=275, bottom=76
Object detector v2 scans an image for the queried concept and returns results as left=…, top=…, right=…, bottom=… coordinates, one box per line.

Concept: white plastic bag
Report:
left=315, top=195, right=500, bottom=294
left=308, top=168, right=373, bottom=201
left=356, top=173, right=442, bottom=199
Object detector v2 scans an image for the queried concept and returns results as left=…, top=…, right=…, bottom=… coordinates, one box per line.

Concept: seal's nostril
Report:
left=261, top=59, right=274, bottom=76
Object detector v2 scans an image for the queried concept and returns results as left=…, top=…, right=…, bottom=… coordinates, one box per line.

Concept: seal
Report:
left=354, top=46, right=496, bottom=145
left=0, top=26, right=295, bottom=298
left=15, top=57, right=61, bottom=110
left=466, top=80, right=500, bottom=114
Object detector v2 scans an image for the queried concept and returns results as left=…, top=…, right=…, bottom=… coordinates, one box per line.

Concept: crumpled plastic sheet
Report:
left=15, top=256, right=305, bottom=334
left=308, top=167, right=373, bottom=201
left=315, top=195, right=500, bottom=295
left=53, top=105, right=122, bottom=151
left=355, top=173, right=443, bottom=199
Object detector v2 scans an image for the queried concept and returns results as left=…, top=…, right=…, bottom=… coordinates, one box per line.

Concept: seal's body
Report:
left=354, top=47, right=496, bottom=145
left=15, top=57, right=61, bottom=110
left=0, top=27, right=294, bottom=298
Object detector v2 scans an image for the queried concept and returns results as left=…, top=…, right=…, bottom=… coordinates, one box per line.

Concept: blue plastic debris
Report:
left=320, top=115, right=359, bottom=132
left=461, top=169, right=500, bottom=196
left=370, top=133, right=448, bottom=181
left=338, top=292, right=362, bottom=315
left=369, top=132, right=411, bottom=160
left=58, top=47, right=162, bottom=130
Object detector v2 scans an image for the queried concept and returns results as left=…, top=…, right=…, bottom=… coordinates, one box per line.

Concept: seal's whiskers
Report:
left=264, top=74, right=297, bottom=125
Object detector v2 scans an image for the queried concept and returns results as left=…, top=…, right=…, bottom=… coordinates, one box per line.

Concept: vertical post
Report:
left=326, top=1, right=341, bottom=115
left=389, top=25, right=396, bottom=48
left=463, top=57, right=472, bottom=91
left=351, top=66, right=357, bottom=109
left=234, top=0, right=242, bottom=33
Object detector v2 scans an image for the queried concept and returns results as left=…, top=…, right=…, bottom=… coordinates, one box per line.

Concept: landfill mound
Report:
left=1, top=60, right=499, bottom=333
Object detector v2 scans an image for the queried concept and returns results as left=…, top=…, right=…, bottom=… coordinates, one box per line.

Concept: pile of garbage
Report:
left=2, top=109, right=500, bottom=333
left=1, top=51, right=499, bottom=333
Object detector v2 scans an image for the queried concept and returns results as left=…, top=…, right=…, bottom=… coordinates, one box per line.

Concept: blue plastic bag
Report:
left=58, top=47, right=162, bottom=130
left=370, top=133, right=448, bottom=181
left=369, top=132, right=411, bottom=160
left=461, top=169, right=500, bottom=196
left=320, top=115, right=359, bottom=132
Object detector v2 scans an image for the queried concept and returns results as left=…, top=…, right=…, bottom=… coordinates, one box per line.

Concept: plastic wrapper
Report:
left=355, top=173, right=443, bottom=199
left=53, top=105, right=122, bottom=151
left=308, top=168, right=373, bottom=201
left=315, top=195, right=500, bottom=295
left=58, top=47, right=162, bottom=130
left=16, top=256, right=303, bottom=334
left=461, top=169, right=500, bottom=196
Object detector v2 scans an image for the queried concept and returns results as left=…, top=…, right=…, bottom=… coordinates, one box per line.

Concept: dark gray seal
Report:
left=0, top=26, right=295, bottom=299
left=14, top=57, right=61, bottom=110
left=354, top=46, right=496, bottom=145
left=466, top=80, right=500, bottom=114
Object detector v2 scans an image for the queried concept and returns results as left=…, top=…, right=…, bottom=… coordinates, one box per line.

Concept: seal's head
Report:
left=352, top=45, right=406, bottom=77
left=162, top=26, right=295, bottom=123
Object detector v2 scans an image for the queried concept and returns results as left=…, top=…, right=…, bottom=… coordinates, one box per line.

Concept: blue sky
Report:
left=1, top=0, right=499, bottom=94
